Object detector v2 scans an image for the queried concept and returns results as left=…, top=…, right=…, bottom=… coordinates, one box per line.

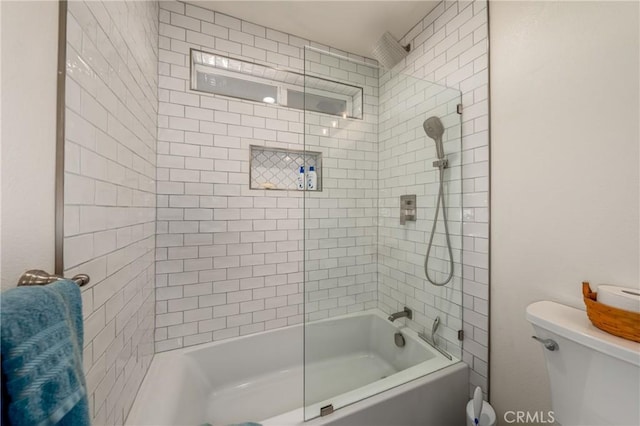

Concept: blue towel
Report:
left=1, top=280, right=89, bottom=426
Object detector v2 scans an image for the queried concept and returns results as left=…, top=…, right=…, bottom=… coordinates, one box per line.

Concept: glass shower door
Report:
left=303, top=46, right=463, bottom=421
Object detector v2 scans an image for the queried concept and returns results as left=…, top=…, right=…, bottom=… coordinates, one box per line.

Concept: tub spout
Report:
left=388, top=307, right=412, bottom=322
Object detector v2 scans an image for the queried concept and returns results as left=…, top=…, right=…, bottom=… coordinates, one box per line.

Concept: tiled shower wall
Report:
left=155, top=0, right=489, bottom=396
left=303, top=51, right=379, bottom=322
left=63, top=1, right=158, bottom=424
left=155, top=1, right=379, bottom=351
left=377, top=73, right=464, bottom=356
left=56, top=0, right=488, bottom=420
left=392, top=0, right=490, bottom=395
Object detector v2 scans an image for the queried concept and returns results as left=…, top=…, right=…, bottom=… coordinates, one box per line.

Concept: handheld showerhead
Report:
left=423, top=116, right=445, bottom=160
left=422, top=115, right=454, bottom=287
left=423, top=117, right=444, bottom=140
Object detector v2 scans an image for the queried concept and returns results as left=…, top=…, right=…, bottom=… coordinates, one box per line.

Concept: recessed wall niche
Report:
left=250, top=145, right=322, bottom=191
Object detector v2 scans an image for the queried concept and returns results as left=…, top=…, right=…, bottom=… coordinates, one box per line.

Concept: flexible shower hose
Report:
left=424, top=166, right=454, bottom=286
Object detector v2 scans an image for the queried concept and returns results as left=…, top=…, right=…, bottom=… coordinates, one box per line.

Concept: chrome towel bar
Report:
left=17, top=269, right=90, bottom=287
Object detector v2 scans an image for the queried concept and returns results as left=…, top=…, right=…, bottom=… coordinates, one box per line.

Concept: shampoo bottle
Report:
left=297, top=166, right=305, bottom=190
left=307, top=166, right=317, bottom=190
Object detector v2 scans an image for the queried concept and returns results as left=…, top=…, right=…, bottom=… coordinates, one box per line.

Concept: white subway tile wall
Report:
left=303, top=50, right=379, bottom=322
left=394, top=0, right=490, bottom=396
left=63, top=1, right=487, bottom=414
left=156, top=0, right=489, bottom=396
left=155, top=1, right=379, bottom=351
left=377, top=71, right=464, bottom=358
left=63, top=1, right=158, bottom=424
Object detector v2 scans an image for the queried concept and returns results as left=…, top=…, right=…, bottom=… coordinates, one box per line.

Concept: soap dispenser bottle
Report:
left=297, top=166, right=305, bottom=190
left=307, top=166, right=317, bottom=190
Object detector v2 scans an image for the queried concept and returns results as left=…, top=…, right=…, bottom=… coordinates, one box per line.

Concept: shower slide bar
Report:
left=17, top=269, right=90, bottom=287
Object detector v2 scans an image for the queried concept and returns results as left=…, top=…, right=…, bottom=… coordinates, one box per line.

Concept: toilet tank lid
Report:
left=526, top=301, right=640, bottom=367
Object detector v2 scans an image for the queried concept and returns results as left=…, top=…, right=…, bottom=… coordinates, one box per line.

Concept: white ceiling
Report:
left=191, top=1, right=440, bottom=59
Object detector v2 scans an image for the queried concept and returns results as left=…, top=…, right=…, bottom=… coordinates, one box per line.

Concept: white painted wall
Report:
left=0, top=1, right=58, bottom=289
left=490, top=0, right=639, bottom=421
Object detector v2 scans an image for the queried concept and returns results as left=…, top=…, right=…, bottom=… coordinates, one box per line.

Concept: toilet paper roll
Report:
left=597, top=285, right=640, bottom=313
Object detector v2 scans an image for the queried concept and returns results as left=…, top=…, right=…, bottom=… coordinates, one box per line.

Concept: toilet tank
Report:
left=526, top=301, right=640, bottom=426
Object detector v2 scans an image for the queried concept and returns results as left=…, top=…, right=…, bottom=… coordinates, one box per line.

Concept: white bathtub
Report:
left=126, top=309, right=468, bottom=426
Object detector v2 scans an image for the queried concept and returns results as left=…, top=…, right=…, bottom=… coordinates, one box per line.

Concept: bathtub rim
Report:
left=156, top=308, right=457, bottom=361
left=262, top=361, right=469, bottom=426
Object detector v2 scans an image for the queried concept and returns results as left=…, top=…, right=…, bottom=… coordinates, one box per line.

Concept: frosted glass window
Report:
left=190, top=49, right=363, bottom=119
left=287, top=90, right=347, bottom=117
left=195, top=71, right=277, bottom=103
